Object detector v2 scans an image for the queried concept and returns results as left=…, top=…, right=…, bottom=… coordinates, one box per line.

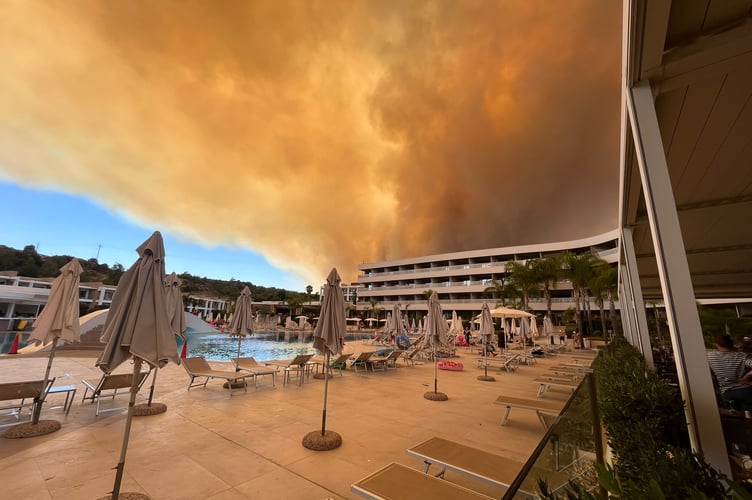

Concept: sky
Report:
left=0, top=0, right=622, bottom=290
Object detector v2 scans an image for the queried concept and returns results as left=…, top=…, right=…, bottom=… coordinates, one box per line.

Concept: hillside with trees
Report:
left=0, top=244, right=314, bottom=303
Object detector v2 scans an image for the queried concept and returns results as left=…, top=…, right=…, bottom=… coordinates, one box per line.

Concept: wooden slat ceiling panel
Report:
left=631, top=222, right=653, bottom=255
left=665, top=77, right=725, bottom=197
left=697, top=84, right=752, bottom=198
left=687, top=245, right=752, bottom=268
left=665, top=0, right=710, bottom=50
left=678, top=203, right=752, bottom=249
left=655, top=86, right=686, bottom=153
left=673, top=71, right=752, bottom=203
left=704, top=0, right=752, bottom=33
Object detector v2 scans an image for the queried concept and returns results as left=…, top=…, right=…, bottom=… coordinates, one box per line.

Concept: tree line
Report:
left=483, top=251, right=619, bottom=337
left=0, top=244, right=314, bottom=304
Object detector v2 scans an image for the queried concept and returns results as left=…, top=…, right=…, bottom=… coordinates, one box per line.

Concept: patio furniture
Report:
left=181, top=357, right=253, bottom=396
left=351, top=462, right=494, bottom=500
left=493, top=395, right=564, bottom=429
left=348, top=351, right=373, bottom=373
left=0, top=378, right=54, bottom=424
left=231, top=357, right=278, bottom=388
left=81, top=371, right=150, bottom=415
left=263, top=354, right=314, bottom=386
left=405, top=437, right=531, bottom=495
left=533, top=377, right=580, bottom=398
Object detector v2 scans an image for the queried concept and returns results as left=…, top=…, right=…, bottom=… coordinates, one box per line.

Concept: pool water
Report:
left=184, top=331, right=317, bottom=361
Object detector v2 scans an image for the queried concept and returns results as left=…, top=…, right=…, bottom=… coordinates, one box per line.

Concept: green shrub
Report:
left=591, top=338, right=738, bottom=499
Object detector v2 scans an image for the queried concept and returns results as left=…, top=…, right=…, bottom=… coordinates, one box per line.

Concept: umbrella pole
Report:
left=32, top=340, right=57, bottom=425
left=433, top=344, right=438, bottom=394
left=321, top=350, right=330, bottom=436
left=111, top=358, right=142, bottom=500
left=484, top=341, right=489, bottom=378
left=146, top=367, right=158, bottom=406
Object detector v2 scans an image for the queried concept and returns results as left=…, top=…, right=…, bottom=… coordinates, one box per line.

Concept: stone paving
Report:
left=0, top=343, right=582, bottom=499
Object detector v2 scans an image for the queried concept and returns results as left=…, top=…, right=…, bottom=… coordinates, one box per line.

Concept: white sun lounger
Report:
left=351, top=462, right=494, bottom=500
left=533, top=377, right=580, bottom=398
left=405, top=437, right=529, bottom=494
left=493, top=396, right=564, bottom=429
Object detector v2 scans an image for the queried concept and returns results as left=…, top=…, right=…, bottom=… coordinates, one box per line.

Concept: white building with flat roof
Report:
left=0, top=271, right=117, bottom=332
left=354, top=230, right=620, bottom=318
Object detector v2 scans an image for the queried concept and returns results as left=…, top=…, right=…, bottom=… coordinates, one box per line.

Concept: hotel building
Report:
left=354, top=230, right=620, bottom=319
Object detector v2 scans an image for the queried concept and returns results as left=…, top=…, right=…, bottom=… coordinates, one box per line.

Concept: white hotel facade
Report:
left=354, top=230, right=620, bottom=319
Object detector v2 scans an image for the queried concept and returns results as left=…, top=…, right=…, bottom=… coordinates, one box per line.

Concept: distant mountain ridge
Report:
left=0, top=244, right=310, bottom=304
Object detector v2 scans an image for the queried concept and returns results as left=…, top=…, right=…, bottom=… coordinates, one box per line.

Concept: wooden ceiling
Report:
left=623, top=0, right=752, bottom=299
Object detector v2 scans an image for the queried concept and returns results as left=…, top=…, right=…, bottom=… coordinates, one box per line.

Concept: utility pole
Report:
left=96, top=244, right=102, bottom=261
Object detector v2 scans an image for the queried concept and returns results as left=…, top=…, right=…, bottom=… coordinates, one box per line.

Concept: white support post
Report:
left=627, top=82, right=730, bottom=475
left=618, top=271, right=636, bottom=346
left=621, top=227, right=653, bottom=366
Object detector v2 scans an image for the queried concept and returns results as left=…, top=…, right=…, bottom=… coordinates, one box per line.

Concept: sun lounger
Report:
left=475, top=353, right=519, bottom=372
left=351, top=462, right=494, bottom=500
left=231, top=357, right=277, bottom=388
left=542, top=369, right=583, bottom=382
left=533, top=377, right=580, bottom=398
left=309, top=353, right=351, bottom=377
left=262, top=354, right=314, bottom=386
left=82, top=371, right=150, bottom=415
left=405, top=437, right=535, bottom=497
left=401, top=346, right=423, bottom=367
left=349, top=351, right=373, bottom=373
left=182, top=357, right=254, bottom=396
left=328, top=353, right=352, bottom=376
left=493, top=396, right=564, bottom=429
left=368, top=349, right=402, bottom=371
left=0, top=378, right=54, bottom=424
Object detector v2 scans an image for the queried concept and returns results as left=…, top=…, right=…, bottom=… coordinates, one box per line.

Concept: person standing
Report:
left=464, top=326, right=471, bottom=346
left=497, top=328, right=506, bottom=352
left=707, top=334, right=752, bottom=411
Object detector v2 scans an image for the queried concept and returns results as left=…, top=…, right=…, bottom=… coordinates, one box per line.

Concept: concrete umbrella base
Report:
left=222, top=381, right=246, bottom=389
left=3, top=420, right=61, bottom=439
left=423, top=391, right=449, bottom=401
left=302, top=430, right=342, bottom=451
left=98, top=492, right=151, bottom=500
left=312, top=373, right=332, bottom=380
left=477, top=375, right=496, bottom=382
left=133, top=403, right=167, bottom=416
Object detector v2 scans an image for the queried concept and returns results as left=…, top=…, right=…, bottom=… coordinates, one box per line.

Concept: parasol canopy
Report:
left=97, top=231, right=178, bottom=372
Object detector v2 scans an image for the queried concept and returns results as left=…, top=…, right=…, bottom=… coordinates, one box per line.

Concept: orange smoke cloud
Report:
left=0, top=0, right=621, bottom=285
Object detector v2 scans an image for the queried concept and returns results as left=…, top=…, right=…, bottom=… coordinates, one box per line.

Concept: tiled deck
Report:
left=0, top=343, right=583, bottom=499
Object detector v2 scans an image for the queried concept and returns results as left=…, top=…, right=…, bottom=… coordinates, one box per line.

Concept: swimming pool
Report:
left=183, top=331, right=317, bottom=361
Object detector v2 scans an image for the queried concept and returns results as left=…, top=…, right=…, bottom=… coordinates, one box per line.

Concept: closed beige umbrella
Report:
left=137, top=271, right=187, bottom=413
left=96, top=231, right=179, bottom=500
left=424, top=292, right=449, bottom=401
left=6, top=258, right=83, bottom=438
left=227, top=286, right=254, bottom=361
left=477, top=302, right=496, bottom=382
left=303, top=268, right=345, bottom=451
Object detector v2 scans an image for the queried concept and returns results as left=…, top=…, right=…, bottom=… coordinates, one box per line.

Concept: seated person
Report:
left=707, top=334, right=752, bottom=411
left=485, top=342, right=497, bottom=356
left=396, top=333, right=411, bottom=350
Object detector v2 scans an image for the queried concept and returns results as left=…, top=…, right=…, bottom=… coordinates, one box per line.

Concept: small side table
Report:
left=47, top=385, right=77, bottom=415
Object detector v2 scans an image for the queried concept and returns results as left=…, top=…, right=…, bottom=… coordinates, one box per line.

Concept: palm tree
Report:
left=504, top=261, right=540, bottom=311
left=588, top=272, right=608, bottom=339
left=593, top=262, right=620, bottom=338
left=483, top=278, right=514, bottom=306
left=305, top=285, right=313, bottom=304
left=368, top=299, right=382, bottom=322
left=561, top=250, right=598, bottom=340
left=532, top=256, right=561, bottom=318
